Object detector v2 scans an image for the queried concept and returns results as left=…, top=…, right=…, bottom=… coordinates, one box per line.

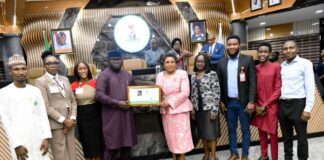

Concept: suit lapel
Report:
left=45, top=74, right=65, bottom=97
left=238, top=54, right=243, bottom=75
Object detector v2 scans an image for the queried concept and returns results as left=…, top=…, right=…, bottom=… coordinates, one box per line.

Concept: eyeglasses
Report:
left=45, top=62, right=59, bottom=66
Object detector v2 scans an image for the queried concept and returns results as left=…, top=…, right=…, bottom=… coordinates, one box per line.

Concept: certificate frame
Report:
left=128, top=85, right=161, bottom=106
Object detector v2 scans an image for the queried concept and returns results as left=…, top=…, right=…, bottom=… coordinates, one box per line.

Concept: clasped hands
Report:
left=63, top=118, right=75, bottom=134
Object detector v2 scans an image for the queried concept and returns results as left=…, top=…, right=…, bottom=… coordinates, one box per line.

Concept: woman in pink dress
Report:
left=156, top=53, right=194, bottom=160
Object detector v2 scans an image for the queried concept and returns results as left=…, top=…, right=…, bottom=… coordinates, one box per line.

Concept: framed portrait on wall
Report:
left=268, top=0, right=281, bottom=7
left=189, top=20, right=206, bottom=43
left=51, top=28, right=74, bottom=54
left=250, top=0, right=262, bottom=11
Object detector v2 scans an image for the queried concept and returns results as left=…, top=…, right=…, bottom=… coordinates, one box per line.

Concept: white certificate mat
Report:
left=128, top=86, right=161, bottom=106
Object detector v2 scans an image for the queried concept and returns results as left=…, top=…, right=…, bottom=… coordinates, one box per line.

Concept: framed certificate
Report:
left=128, top=86, right=161, bottom=106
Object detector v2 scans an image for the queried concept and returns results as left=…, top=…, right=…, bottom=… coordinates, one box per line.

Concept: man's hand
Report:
left=220, top=101, right=227, bottom=114
left=301, top=111, right=311, bottom=122
left=255, top=106, right=266, bottom=116
left=245, top=102, right=255, bottom=114
left=40, top=139, right=49, bottom=155
left=15, top=145, right=28, bottom=160
left=117, top=101, right=129, bottom=110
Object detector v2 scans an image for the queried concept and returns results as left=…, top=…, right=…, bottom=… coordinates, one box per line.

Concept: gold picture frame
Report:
left=127, top=85, right=161, bottom=106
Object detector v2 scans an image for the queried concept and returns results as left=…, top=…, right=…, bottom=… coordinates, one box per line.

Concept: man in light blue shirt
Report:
left=217, top=35, right=256, bottom=160
left=279, top=40, right=315, bottom=160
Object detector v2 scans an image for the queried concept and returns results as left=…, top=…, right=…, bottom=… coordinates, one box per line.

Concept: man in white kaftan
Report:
left=0, top=54, right=52, bottom=160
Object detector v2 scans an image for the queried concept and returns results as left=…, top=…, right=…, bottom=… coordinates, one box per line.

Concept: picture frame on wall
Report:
left=51, top=28, right=75, bottom=55
left=250, top=0, right=263, bottom=11
left=189, top=20, right=207, bottom=43
left=268, top=0, right=281, bottom=7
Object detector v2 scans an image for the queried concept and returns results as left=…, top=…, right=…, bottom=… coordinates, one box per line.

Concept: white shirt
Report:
left=280, top=55, right=315, bottom=112
left=0, top=83, right=52, bottom=160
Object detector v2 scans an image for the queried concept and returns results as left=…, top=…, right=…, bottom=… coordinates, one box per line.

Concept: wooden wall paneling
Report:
left=248, top=34, right=321, bottom=66
left=265, top=23, right=293, bottom=39
left=22, top=3, right=232, bottom=69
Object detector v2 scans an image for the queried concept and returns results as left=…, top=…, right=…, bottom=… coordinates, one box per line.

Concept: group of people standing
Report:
left=151, top=34, right=315, bottom=160
left=0, top=33, right=315, bottom=160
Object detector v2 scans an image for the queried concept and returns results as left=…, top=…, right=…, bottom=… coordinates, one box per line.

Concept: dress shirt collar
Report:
left=46, top=72, right=59, bottom=80
left=228, top=53, right=240, bottom=60
left=282, top=55, right=300, bottom=65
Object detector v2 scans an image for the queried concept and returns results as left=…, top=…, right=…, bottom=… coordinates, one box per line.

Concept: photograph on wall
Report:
left=189, top=20, right=207, bottom=43
left=250, top=0, right=263, bottom=11
left=51, top=29, right=74, bottom=54
left=268, top=0, right=281, bottom=7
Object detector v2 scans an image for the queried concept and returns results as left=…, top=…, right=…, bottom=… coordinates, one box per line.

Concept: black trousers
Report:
left=278, top=98, right=308, bottom=160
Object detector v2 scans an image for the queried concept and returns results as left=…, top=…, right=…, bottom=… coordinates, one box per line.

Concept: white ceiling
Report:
left=247, top=3, right=324, bottom=29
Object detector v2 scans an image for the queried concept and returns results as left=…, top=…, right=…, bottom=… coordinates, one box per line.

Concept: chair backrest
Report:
left=27, top=68, right=45, bottom=86
left=240, top=50, right=258, bottom=60
left=122, top=58, right=147, bottom=73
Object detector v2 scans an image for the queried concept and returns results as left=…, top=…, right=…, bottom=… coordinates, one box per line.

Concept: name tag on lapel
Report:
left=49, top=85, right=60, bottom=94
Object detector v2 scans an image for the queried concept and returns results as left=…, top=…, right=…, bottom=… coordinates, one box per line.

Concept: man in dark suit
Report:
left=201, top=33, right=224, bottom=71
left=217, top=35, right=256, bottom=160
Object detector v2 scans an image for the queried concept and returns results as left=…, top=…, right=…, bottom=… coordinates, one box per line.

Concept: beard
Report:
left=228, top=50, right=240, bottom=59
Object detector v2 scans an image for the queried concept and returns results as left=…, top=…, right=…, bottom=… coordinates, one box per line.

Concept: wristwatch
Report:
left=260, top=106, right=266, bottom=111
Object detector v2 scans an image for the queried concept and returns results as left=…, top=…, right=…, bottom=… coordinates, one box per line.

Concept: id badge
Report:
left=49, top=85, right=59, bottom=93
left=75, top=87, right=84, bottom=95
left=239, top=72, right=246, bottom=82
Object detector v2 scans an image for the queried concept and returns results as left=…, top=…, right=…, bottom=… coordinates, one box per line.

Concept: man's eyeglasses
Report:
left=45, top=62, right=59, bottom=66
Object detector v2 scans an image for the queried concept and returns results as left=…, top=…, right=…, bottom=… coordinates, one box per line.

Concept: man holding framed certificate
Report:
left=96, top=50, right=138, bottom=160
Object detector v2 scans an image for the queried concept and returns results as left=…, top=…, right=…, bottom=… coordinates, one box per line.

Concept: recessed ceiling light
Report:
left=312, top=22, right=319, bottom=26
left=270, top=33, right=273, bottom=37
left=315, top=10, right=323, bottom=14
left=260, top=22, right=266, bottom=26
left=266, top=28, right=271, bottom=31
left=290, top=31, right=294, bottom=35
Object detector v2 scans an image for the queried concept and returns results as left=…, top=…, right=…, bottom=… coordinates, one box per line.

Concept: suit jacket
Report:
left=217, top=54, right=256, bottom=106
left=201, top=42, right=225, bottom=64
left=191, top=71, right=220, bottom=113
left=156, top=70, right=193, bottom=114
left=35, top=74, right=77, bottom=130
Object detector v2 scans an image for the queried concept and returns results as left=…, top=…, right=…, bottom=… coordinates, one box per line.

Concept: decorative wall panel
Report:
left=22, top=3, right=231, bottom=69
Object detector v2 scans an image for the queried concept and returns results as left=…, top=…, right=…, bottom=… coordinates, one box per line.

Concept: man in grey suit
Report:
left=35, top=55, right=77, bottom=160
left=217, top=35, right=256, bottom=160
